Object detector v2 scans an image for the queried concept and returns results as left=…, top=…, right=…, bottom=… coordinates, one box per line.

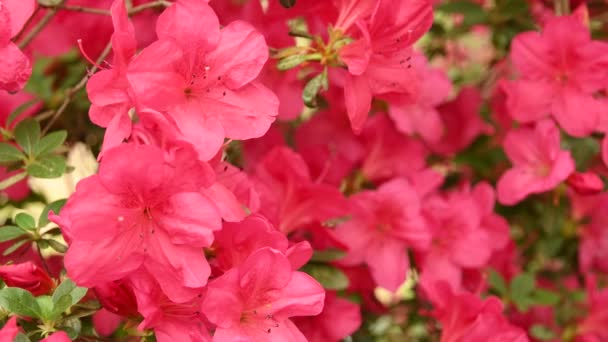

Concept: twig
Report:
left=47, top=4, right=111, bottom=15
left=17, top=8, right=59, bottom=49
left=129, top=0, right=172, bottom=15
left=0, top=171, right=27, bottom=191
left=554, top=0, right=570, bottom=16
left=41, top=41, right=113, bottom=135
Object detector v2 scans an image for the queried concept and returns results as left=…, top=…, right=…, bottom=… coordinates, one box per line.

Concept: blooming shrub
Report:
left=0, top=0, right=607, bottom=341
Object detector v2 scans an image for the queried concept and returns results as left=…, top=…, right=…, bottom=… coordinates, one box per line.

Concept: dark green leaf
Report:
left=6, top=99, right=39, bottom=127
left=302, top=264, right=349, bottom=290
left=302, top=69, right=328, bottom=108
left=530, top=324, right=556, bottom=340
left=510, top=273, right=535, bottom=298
left=26, top=154, right=66, bottom=178
left=14, top=333, right=32, bottom=342
left=487, top=269, right=508, bottom=295
left=15, top=213, right=36, bottom=230
left=14, top=119, right=41, bottom=156
left=437, top=1, right=487, bottom=27
left=310, top=249, right=346, bottom=263
left=0, top=225, right=26, bottom=242
left=0, top=287, right=42, bottom=318
left=47, top=239, right=68, bottom=253
left=35, top=130, right=67, bottom=156
left=53, top=279, right=87, bottom=306
left=3, top=239, right=29, bottom=256
left=39, top=199, right=67, bottom=226
left=532, top=289, right=561, bottom=306
left=279, top=0, right=296, bottom=8
left=0, top=143, right=24, bottom=163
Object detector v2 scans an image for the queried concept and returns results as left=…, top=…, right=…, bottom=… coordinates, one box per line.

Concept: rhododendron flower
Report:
left=0, top=0, right=35, bottom=93
left=212, top=214, right=312, bottom=273
left=252, top=147, right=348, bottom=234
left=0, top=317, right=19, bottom=341
left=359, top=113, right=428, bottom=183
left=424, top=282, right=529, bottom=342
left=130, top=272, right=211, bottom=342
left=497, top=119, right=575, bottom=205
left=0, top=261, right=54, bottom=296
left=52, top=143, right=221, bottom=302
left=293, top=292, right=362, bottom=342
left=384, top=53, right=452, bottom=143
left=337, top=0, right=434, bottom=131
left=503, top=14, right=608, bottom=137
left=419, top=189, right=493, bottom=294
left=202, top=248, right=325, bottom=341
left=336, top=178, right=429, bottom=291
left=128, top=0, right=279, bottom=161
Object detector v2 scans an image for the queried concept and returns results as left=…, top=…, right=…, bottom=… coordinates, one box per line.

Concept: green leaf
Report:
left=39, top=199, right=67, bottom=226
left=6, top=99, right=39, bottom=127
left=510, top=273, right=536, bottom=312
left=279, top=0, right=296, bottom=8
left=26, top=154, right=66, bottom=178
left=302, top=264, right=349, bottom=290
left=3, top=239, right=29, bottom=256
left=0, top=143, right=24, bottom=163
left=310, top=249, right=346, bottom=263
left=530, top=324, right=556, bottom=340
left=51, top=293, right=73, bottom=319
left=302, top=69, right=328, bottom=108
left=53, top=279, right=87, bottom=306
left=487, top=269, right=508, bottom=295
left=437, top=1, right=487, bottom=27
left=15, top=213, right=36, bottom=230
left=35, top=130, right=67, bottom=156
left=14, top=119, right=41, bottom=156
left=47, top=239, right=68, bottom=253
left=0, top=225, right=26, bottom=242
left=0, top=287, right=42, bottom=318
left=532, top=289, right=561, bottom=306
left=14, top=333, right=32, bottom=342
left=36, top=295, right=55, bottom=321
left=277, top=54, right=319, bottom=71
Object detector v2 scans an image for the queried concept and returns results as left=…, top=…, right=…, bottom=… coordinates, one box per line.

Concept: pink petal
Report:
left=156, top=0, right=220, bottom=49
left=344, top=73, right=372, bottom=133
left=0, top=42, right=31, bottom=93
left=552, top=87, right=600, bottom=137
left=365, top=239, right=409, bottom=292
left=160, top=192, right=221, bottom=246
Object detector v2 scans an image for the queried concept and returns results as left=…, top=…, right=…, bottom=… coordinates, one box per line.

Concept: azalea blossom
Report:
left=0, top=0, right=35, bottom=93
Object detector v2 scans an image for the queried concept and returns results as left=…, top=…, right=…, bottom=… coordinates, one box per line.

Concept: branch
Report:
left=41, top=41, right=113, bottom=135
left=40, top=0, right=171, bottom=17
left=18, top=8, right=59, bottom=49
left=554, top=0, right=570, bottom=16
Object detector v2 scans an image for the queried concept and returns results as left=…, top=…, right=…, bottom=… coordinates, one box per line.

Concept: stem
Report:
left=554, top=0, right=570, bottom=16
left=130, top=0, right=172, bottom=15
left=41, top=41, right=113, bottom=135
left=47, top=4, right=110, bottom=15
left=17, top=8, right=59, bottom=49
left=0, top=171, right=27, bottom=191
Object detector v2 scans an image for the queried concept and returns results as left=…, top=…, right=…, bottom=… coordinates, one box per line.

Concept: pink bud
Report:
left=567, top=172, right=604, bottom=195
left=0, top=262, right=54, bottom=296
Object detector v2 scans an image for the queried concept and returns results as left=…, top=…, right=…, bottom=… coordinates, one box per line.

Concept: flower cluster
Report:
left=1, top=0, right=608, bottom=341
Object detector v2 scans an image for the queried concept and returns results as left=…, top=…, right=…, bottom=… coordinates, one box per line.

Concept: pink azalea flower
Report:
left=384, top=52, right=452, bottom=143
left=212, top=214, right=312, bottom=274
left=0, top=0, right=35, bottom=93
left=127, top=0, right=279, bottom=161
left=424, top=282, right=529, bottom=342
left=202, top=248, right=325, bottom=341
left=252, top=146, right=348, bottom=234
left=130, top=272, right=211, bottom=342
left=337, top=0, right=434, bottom=132
left=503, top=14, right=608, bottom=137
left=52, top=143, right=221, bottom=302
left=358, top=113, right=428, bottom=183
left=335, top=178, right=430, bottom=291
left=418, top=189, right=492, bottom=294
left=497, top=119, right=575, bottom=205
left=567, top=171, right=604, bottom=195
left=293, top=291, right=362, bottom=342
left=295, top=108, right=364, bottom=185
left=427, top=87, right=492, bottom=156
left=0, top=261, right=54, bottom=296
left=0, top=317, right=19, bottom=341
